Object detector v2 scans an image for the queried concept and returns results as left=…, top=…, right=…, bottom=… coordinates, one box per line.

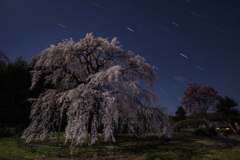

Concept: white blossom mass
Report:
left=21, top=33, right=172, bottom=146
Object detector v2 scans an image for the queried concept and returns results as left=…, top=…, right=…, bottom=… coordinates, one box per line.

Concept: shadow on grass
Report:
left=10, top=132, right=240, bottom=160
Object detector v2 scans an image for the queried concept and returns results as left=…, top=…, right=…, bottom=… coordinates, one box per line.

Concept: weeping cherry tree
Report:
left=21, top=33, right=172, bottom=147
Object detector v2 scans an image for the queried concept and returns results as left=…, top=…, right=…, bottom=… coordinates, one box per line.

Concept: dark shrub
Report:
left=0, top=125, right=25, bottom=138
left=194, top=128, right=207, bottom=137
left=0, top=127, right=17, bottom=138
left=194, top=128, right=218, bottom=137
left=221, top=131, right=228, bottom=137
left=207, top=128, right=218, bottom=137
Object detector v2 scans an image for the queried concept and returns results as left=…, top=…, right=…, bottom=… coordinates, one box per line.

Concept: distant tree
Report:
left=13, top=56, right=29, bottom=68
left=0, top=56, right=32, bottom=129
left=181, top=82, right=221, bottom=119
left=0, top=54, right=55, bottom=131
left=215, top=96, right=240, bottom=134
left=21, top=33, right=172, bottom=146
left=174, top=106, right=186, bottom=122
left=0, top=50, right=10, bottom=71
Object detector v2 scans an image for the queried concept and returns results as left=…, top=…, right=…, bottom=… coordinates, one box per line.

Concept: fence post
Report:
left=98, top=141, right=99, bottom=155
left=30, top=141, right=32, bottom=152
left=58, top=144, right=61, bottom=157
left=18, top=133, right=20, bottom=147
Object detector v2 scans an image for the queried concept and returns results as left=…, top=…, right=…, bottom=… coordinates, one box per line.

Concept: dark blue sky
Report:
left=1, top=0, right=240, bottom=115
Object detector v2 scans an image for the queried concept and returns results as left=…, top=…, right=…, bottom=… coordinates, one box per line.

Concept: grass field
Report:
left=0, top=132, right=240, bottom=160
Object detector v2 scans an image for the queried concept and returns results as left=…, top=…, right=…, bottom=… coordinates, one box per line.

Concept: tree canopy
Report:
left=174, top=106, right=186, bottom=122
left=181, top=82, right=221, bottom=119
left=21, top=33, right=172, bottom=146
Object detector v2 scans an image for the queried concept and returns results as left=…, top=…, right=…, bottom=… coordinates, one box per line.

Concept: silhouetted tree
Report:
left=215, top=96, right=240, bottom=134
left=0, top=53, right=57, bottom=132
left=174, top=106, right=186, bottom=122
left=0, top=56, right=32, bottom=129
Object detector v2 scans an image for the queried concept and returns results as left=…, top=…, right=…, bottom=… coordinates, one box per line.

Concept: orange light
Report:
left=226, top=128, right=230, bottom=130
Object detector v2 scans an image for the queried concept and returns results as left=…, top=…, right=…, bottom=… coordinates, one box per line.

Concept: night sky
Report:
left=1, top=0, right=240, bottom=115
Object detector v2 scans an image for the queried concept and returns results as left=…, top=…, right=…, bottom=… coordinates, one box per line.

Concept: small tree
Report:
left=21, top=33, right=172, bottom=147
left=215, top=96, right=240, bottom=134
left=181, top=82, right=221, bottom=119
left=174, top=106, right=186, bottom=122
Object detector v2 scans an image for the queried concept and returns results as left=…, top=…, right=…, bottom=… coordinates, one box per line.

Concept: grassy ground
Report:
left=0, top=132, right=240, bottom=160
